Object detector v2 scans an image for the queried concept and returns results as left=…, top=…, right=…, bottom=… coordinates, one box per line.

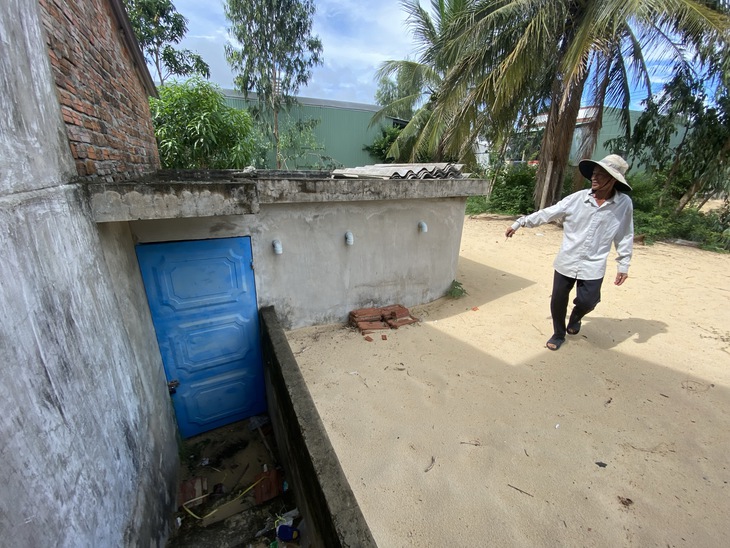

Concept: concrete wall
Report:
left=128, top=197, right=468, bottom=329
left=0, top=1, right=178, bottom=546
left=0, top=0, right=75, bottom=195
left=260, top=307, right=377, bottom=547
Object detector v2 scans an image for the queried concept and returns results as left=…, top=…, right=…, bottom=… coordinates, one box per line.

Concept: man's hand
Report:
left=614, top=272, right=628, bottom=286
left=505, top=227, right=517, bottom=238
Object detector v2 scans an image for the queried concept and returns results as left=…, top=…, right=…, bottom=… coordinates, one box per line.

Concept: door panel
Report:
left=136, top=237, right=265, bottom=438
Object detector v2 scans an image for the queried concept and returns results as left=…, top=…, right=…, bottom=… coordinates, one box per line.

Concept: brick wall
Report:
left=38, top=0, right=159, bottom=182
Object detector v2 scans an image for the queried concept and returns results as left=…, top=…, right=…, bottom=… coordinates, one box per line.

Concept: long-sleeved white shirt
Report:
left=511, top=189, right=634, bottom=280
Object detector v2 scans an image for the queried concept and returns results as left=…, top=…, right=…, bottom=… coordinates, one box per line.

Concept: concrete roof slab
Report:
left=86, top=171, right=489, bottom=222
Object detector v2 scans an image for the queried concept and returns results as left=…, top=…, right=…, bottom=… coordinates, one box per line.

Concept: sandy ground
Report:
left=286, top=216, right=730, bottom=547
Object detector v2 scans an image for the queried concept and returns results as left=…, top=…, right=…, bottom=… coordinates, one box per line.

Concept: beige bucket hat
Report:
left=579, top=154, right=631, bottom=192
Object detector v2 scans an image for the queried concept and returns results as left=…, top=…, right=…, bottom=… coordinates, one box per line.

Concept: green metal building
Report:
left=567, top=106, right=642, bottom=165
left=520, top=106, right=684, bottom=177
left=223, top=90, right=401, bottom=169
left=223, top=92, right=673, bottom=174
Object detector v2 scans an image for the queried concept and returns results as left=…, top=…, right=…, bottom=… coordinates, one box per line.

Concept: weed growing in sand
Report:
left=447, top=280, right=468, bottom=298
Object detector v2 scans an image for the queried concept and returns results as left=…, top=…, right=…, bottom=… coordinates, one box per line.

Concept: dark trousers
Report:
left=550, top=271, right=604, bottom=339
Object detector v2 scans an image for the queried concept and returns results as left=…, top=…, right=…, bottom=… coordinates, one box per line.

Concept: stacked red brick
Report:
left=350, top=305, right=419, bottom=334
left=38, top=0, right=160, bottom=182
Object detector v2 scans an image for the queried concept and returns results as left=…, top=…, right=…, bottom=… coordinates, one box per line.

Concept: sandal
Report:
left=546, top=336, right=565, bottom=351
left=567, top=321, right=581, bottom=335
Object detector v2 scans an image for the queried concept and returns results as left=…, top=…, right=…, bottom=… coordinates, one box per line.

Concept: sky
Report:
left=169, top=0, right=683, bottom=110
left=172, top=0, right=418, bottom=105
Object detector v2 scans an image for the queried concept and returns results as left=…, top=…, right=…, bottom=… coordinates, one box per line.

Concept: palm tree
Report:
left=434, top=0, right=728, bottom=208
left=371, top=0, right=476, bottom=163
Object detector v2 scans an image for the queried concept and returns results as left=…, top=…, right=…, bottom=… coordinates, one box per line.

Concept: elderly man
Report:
left=505, top=154, right=634, bottom=351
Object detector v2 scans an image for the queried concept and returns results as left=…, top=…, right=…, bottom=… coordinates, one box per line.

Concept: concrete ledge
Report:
left=85, top=170, right=488, bottom=222
left=256, top=177, right=487, bottom=204
left=260, top=306, right=377, bottom=547
left=86, top=181, right=259, bottom=222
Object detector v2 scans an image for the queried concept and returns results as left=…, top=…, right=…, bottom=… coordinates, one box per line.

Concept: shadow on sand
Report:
left=571, top=316, right=669, bottom=350
left=416, top=258, right=536, bottom=322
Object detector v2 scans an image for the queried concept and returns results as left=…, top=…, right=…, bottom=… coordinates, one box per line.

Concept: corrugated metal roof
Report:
left=331, top=163, right=468, bottom=179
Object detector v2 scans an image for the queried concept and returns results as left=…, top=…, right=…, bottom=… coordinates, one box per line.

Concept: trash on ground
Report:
left=254, top=465, right=284, bottom=505
left=424, top=456, right=436, bottom=472
left=618, top=496, right=634, bottom=507
left=178, top=477, right=208, bottom=508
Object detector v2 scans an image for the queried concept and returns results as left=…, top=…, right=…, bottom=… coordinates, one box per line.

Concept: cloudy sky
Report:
left=169, top=0, right=682, bottom=110
left=173, top=0, right=418, bottom=105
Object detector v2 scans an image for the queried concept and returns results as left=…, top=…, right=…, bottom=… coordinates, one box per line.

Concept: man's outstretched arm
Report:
left=504, top=197, right=571, bottom=239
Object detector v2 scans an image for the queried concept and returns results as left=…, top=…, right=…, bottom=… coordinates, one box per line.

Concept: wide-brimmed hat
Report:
left=579, top=154, right=631, bottom=192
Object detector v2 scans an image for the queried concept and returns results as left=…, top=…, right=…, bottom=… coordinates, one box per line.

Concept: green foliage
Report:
left=224, top=0, right=323, bottom=167
left=632, top=210, right=672, bottom=242
left=150, top=78, right=256, bottom=169
left=708, top=202, right=730, bottom=251
left=278, top=118, right=341, bottom=170
left=505, top=128, right=544, bottom=162
left=617, top=55, right=730, bottom=213
left=364, top=126, right=402, bottom=163
left=123, top=0, right=210, bottom=85
left=446, top=280, right=468, bottom=299
left=634, top=205, right=730, bottom=251
left=625, top=173, right=663, bottom=214
left=624, top=173, right=729, bottom=250
left=224, top=0, right=322, bottom=102
left=246, top=128, right=273, bottom=169
left=485, top=164, right=537, bottom=215
left=374, top=73, right=418, bottom=119
left=466, top=164, right=537, bottom=215
left=465, top=195, right=490, bottom=215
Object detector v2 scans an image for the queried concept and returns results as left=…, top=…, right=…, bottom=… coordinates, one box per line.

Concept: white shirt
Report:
left=511, top=189, right=634, bottom=280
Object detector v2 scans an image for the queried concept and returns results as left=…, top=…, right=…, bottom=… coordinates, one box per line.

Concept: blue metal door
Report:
left=136, top=237, right=265, bottom=438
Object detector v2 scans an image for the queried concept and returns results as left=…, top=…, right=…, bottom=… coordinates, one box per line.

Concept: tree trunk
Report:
left=274, top=105, right=280, bottom=169
left=154, top=50, right=165, bottom=86
left=534, top=71, right=589, bottom=209
left=696, top=190, right=718, bottom=210
left=571, top=56, right=612, bottom=192
left=271, top=69, right=281, bottom=169
left=675, top=177, right=706, bottom=214
left=665, top=130, right=728, bottom=213
left=659, top=127, right=690, bottom=208
left=489, top=138, right=510, bottom=195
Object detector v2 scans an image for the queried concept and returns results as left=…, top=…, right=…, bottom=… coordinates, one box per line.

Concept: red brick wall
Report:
left=38, top=0, right=160, bottom=181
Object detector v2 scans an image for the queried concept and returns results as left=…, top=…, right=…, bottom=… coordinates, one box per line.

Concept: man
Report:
left=505, top=154, right=634, bottom=351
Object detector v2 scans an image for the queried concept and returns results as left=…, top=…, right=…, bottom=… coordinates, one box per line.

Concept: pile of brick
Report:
left=349, top=304, right=419, bottom=336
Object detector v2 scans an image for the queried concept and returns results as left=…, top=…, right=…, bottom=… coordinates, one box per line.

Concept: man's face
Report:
left=591, top=166, right=616, bottom=193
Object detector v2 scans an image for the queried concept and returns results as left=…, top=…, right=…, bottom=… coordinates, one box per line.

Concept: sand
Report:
left=286, top=216, right=730, bottom=547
